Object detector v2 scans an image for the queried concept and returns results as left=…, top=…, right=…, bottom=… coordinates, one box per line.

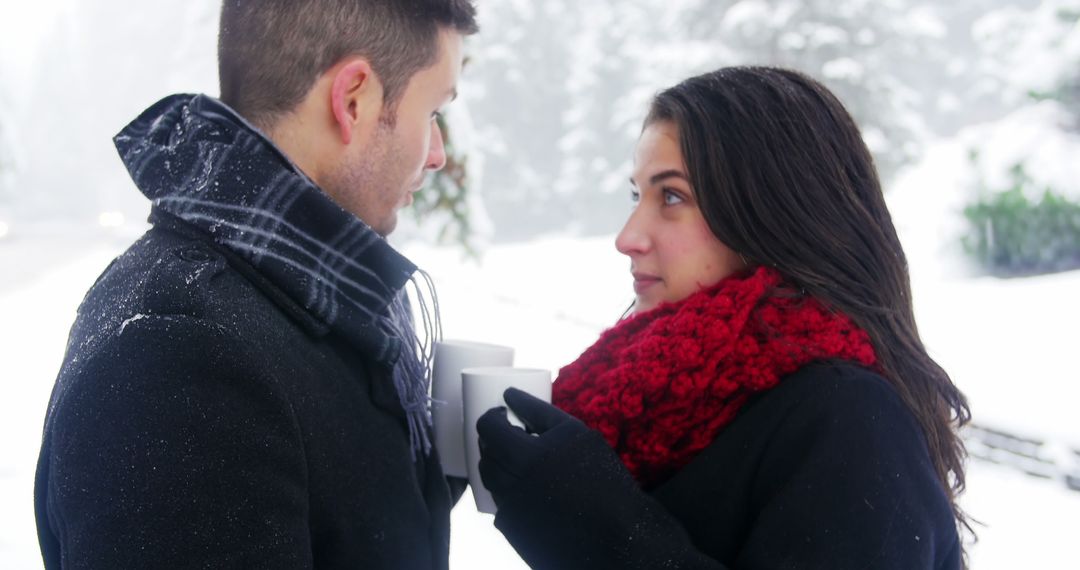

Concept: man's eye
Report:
left=663, top=188, right=685, bottom=205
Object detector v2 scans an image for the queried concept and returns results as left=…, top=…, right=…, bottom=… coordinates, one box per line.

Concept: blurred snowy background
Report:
left=1, top=0, right=1079, bottom=568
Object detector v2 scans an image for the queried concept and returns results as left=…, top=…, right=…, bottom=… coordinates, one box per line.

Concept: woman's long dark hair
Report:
left=647, top=66, right=971, bottom=549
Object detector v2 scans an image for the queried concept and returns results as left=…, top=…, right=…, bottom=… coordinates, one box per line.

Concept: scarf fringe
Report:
left=386, top=268, right=443, bottom=459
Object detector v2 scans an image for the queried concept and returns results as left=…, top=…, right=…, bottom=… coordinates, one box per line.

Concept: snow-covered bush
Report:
left=962, top=163, right=1080, bottom=276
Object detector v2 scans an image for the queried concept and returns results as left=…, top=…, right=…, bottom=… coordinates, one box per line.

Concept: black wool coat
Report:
left=34, top=217, right=460, bottom=569
left=36, top=93, right=467, bottom=569
left=492, top=363, right=962, bottom=569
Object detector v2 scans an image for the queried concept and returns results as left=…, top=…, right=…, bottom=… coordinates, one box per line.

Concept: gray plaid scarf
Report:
left=114, top=93, right=441, bottom=459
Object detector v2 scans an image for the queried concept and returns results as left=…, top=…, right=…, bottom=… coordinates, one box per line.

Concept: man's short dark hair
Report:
left=218, top=0, right=478, bottom=130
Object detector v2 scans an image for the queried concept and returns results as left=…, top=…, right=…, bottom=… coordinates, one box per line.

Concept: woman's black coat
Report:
left=491, top=363, right=961, bottom=569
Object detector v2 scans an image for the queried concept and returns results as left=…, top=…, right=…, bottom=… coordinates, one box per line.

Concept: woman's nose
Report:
left=615, top=208, right=650, bottom=256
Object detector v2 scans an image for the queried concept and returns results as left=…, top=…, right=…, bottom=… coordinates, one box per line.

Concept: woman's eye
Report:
left=630, top=189, right=640, bottom=203
left=663, top=188, right=685, bottom=205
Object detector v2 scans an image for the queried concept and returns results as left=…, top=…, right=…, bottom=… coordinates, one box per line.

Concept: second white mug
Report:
left=461, top=366, right=552, bottom=514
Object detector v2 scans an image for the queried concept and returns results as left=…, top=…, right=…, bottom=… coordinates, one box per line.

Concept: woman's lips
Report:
left=632, top=273, right=661, bottom=294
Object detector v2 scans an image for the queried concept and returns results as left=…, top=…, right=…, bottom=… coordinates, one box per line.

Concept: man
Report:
left=34, top=1, right=478, bottom=568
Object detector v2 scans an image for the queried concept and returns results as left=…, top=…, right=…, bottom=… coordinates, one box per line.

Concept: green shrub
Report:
left=962, top=163, right=1080, bottom=277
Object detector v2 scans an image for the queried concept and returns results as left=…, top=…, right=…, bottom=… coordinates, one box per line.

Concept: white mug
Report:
left=462, top=366, right=552, bottom=514
left=431, top=340, right=514, bottom=478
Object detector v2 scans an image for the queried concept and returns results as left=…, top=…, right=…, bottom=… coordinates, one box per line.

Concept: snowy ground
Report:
left=2, top=138, right=1079, bottom=568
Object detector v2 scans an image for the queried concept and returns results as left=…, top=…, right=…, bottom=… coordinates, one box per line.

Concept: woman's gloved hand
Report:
left=476, top=388, right=590, bottom=509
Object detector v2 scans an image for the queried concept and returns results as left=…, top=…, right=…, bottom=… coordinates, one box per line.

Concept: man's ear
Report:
left=329, top=58, right=383, bottom=145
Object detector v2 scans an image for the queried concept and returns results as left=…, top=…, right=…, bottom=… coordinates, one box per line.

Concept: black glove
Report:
left=476, top=387, right=590, bottom=509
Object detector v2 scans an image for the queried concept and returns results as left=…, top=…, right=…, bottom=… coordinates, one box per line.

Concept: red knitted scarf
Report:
left=552, top=267, right=878, bottom=488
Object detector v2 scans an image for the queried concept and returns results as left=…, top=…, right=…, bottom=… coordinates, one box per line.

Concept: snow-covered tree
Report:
left=961, top=0, right=1080, bottom=275
left=465, top=0, right=596, bottom=240
left=965, top=0, right=1080, bottom=195
left=466, top=0, right=713, bottom=240
left=0, top=68, right=20, bottom=229
left=675, top=0, right=991, bottom=178
left=545, top=2, right=671, bottom=237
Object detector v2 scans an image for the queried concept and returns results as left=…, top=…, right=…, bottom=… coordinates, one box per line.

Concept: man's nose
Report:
left=426, top=121, right=447, bottom=171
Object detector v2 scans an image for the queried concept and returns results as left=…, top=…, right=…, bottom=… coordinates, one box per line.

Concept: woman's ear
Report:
left=329, top=58, right=383, bottom=145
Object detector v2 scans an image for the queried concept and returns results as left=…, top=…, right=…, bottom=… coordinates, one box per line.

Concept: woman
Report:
left=476, top=66, right=971, bottom=569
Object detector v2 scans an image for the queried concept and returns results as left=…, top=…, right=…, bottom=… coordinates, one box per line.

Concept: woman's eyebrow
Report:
left=629, top=169, right=689, bottom=187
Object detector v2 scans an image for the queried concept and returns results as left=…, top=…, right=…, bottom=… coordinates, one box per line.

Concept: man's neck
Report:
left=264, top=110, right=334, bottom=191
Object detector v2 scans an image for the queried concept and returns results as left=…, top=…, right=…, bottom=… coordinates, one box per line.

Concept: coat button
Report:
left=177, top=246, right=212, bottom=263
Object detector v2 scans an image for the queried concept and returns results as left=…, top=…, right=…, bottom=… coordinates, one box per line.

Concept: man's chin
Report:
left=377, top=214, right=398, bottom=237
